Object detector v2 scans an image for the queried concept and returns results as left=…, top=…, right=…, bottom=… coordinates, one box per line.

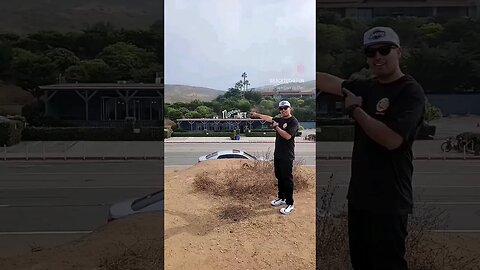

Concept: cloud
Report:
left=165, top=0, right=315, bottom=90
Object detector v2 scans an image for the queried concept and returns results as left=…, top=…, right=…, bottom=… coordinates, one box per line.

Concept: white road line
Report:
left=432, top=230, right=480, bottom=233
left=416, top=172, right=480, bottom=174
left=317, top=184, right=480, bottom=188
left=420, top=201, right=480, bottom=205
left=7, top=172, right=162, bottom=175
left=0, top=186, right=162, bottom=190
left=0, top=231, right=92, bottom=235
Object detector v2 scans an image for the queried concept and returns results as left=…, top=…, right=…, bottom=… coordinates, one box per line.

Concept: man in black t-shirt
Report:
left=250, top=100, right=299, bottom=215
left=316, top=27, right=426, bottom=269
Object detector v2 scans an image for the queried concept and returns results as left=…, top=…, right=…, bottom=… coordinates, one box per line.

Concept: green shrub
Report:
left=0, top=120, right=24, bottom=146
left=316, top=126, right=355, bottom=141
left=458, top=132, right=480, bottom=144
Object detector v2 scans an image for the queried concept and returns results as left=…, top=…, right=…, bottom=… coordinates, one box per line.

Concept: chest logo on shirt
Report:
left=376, top=98, right=390, bottom=115
left=283, top=123, right=287, bottom=129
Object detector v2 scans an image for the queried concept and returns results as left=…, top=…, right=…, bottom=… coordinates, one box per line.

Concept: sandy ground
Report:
left=164, top=160, right=316, bottom=270
left=0, top=213, right=163, bottom=270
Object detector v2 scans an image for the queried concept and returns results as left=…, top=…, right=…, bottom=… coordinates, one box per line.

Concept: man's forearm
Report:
left=255, top=113, right=273, bottom=122
left=316, top=72, right=344, bottom=97
left=351, top=108, right=403, bottom=150
left=275, top=126, right=292, bottom=140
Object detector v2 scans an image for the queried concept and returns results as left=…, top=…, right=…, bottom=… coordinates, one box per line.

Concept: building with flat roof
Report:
left=317, top=0, right=478, bottom=20
left=260, top=89, right=315, bottom=99
left=39, top=82, right=163, bottom=127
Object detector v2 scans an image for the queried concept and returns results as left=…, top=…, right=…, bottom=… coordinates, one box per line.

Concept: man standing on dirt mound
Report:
left=250, top=100, right=299, bottom=215
left=317, top=26, right=426, bottom=269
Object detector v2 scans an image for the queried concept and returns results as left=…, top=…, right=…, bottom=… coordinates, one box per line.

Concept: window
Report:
left=131, top=191, right=163, bottom=211
left=243, top=152, right=257, bottom=159
left=206, top=152, right=218, bottom=159
left=217, top=154, right=248, bottom=159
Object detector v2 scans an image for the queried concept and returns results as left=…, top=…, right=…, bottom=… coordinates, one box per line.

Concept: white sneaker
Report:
left=280, top=204, right=294, bottom=215
left=271, top=198, right=286, bottom=207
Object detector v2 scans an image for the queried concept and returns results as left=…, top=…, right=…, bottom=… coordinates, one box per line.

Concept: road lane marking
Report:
left=432, top=230, right=480, bottom=233
left=317, top=184, right=480, bottom=188
left=0, top=186, right=162, bottom=190
left=0, top=231, right=93, bottom=235
left=6, top=172, right=163, bottom=175
left=420, top=201, right=480, bottom=205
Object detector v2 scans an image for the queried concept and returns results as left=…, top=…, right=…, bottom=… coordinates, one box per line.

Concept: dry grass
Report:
left=193, top=159, right=310, bottom=203
left=98, top=238, right=163, bottom=270
left=316, top=174, right=480, bottom=270
left=218, top=204, right=255, bottom=222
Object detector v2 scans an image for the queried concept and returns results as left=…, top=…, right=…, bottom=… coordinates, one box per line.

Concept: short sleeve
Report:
left=384, top=83, right=426, bottom=142
left=285, top=118, right=299, bottom=137
left=342, top=79, right=372, bottom=99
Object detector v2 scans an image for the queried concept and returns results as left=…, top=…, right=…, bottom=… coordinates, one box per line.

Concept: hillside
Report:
left=165, top=84, right=225, bottom=103
left=253, top=80, right=315, bottom=92
left=165, top=80, right=316, bottom=103
left=0, top=0, right=163, bottom=34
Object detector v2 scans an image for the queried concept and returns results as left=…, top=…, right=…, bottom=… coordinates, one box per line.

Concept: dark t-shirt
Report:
left=342, top=75, right=426, bottom=214
left=273, top=116, right=299, bottom=160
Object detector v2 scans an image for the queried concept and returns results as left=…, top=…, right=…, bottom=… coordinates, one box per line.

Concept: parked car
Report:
left=108, top=190, right=163, bottom=222
left=198, top=149, right=262, bottom=162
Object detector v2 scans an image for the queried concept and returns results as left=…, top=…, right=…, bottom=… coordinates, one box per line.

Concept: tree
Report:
left=65, top=59, right=113, bottom=83
left=237, top=99, right=251, bottom=112
left=11, top=48, right=56, bottom=100
left=244, top=90, right=263, bottom=104
left=195, top=105, right=215, bottom=118
left=0, top=42, right=13, bottom=77
left=224, top=88, right=242, bottom=99
left=184, top=111, right=202, bottom=119
left=98, top=42, right=154, bottom=81
left=167, top=108, right=183, bottom=120
left=46, top=48, right=80, bottom=73
left=425, top=102, right=442, bottom=123
left=131, top=63, right=162, bottom=83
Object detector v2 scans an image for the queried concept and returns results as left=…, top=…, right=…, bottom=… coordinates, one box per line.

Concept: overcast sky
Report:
left=165, top=0, right=315, bottom=90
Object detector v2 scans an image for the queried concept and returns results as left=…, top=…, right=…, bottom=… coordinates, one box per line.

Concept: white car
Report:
left=108, top=190, right=163, bottom=222
left=198, top=149, right=261, bottom=162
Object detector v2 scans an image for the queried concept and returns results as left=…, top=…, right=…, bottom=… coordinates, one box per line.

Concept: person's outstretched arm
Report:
left=250, top=112, right=273, bottom=123
left=317, top=72, right=345, bottom=97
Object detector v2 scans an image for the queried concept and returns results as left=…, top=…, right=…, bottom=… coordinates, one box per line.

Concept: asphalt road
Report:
left=1, top=155, right=478, bottom=257
left=317, top=160, right=480, bottom=232
left=0, top=160, right=163, bottom=257
left=165, top=142, right=316, bottom=166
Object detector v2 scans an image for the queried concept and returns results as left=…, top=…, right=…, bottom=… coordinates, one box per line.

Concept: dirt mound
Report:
left=0, top=160, right=315, bottom=270
left=0, top=213, right=163, bottom=270
left=165, top=160, right=316, bottom=270
left=193, top=160, right=310, bottom=202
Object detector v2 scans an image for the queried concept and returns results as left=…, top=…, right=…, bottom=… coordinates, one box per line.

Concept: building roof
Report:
left=177, top=118, right=266, bottom=122
left=39, top=83, right=164, bottom=91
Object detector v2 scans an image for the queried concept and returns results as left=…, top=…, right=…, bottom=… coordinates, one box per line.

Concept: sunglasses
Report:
left=364, top=46, right=396, bottom=58
left=279, top=106, right=290, bottom=111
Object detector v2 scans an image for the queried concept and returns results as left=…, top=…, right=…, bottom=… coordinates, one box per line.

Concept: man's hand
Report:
left=342, top=88, right=362, bottom=114
left=272, top=121, right=279, bottom=128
